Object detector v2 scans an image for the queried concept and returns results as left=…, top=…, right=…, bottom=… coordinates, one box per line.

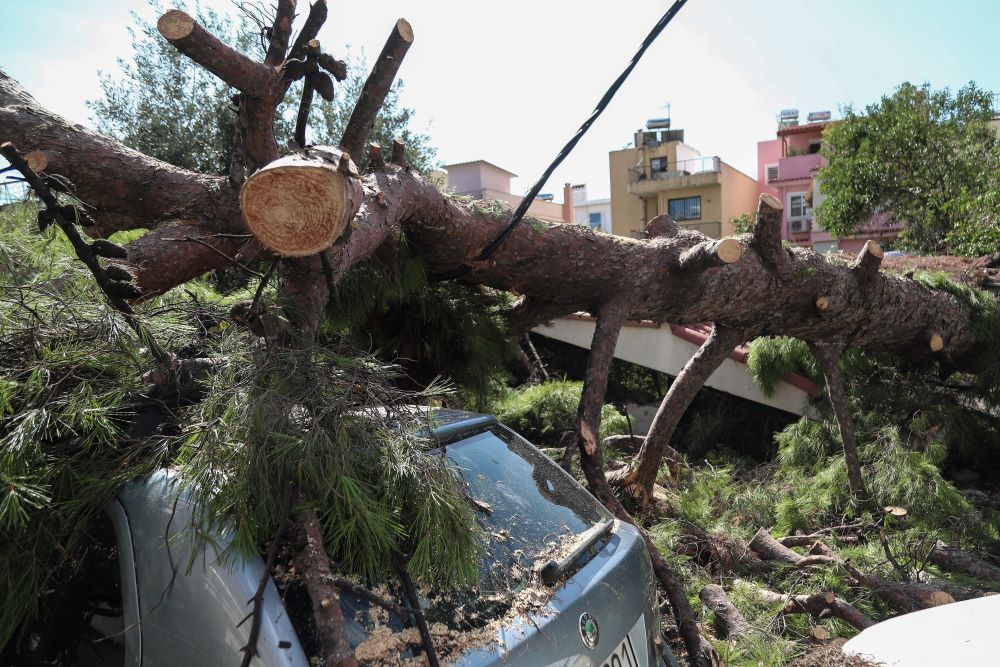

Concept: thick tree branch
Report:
left=157, top=10, right=277, bottom=95
left=751, top=193, right=785, bottom=269
left=676, top=237, right=742, bottom=273
left=613, top=324, right=745, bottom=507
left=289, top=0, right=329, bottom=62
left=736, top=580, right=874, bottom=631
left=126, top=222, right=252, bottom=295
left=340, top=19, right=413, bottom=160
left=810, top=342, right=867, bottom=507
left=558, top=300, right=718, bottom=665
left=0, top=70, right=237, bottom=235
left=293, top=505, right=359, bottom=667
left=699, top=584, right=751, bottom=639
left=264, top=0, right=298, bottom=66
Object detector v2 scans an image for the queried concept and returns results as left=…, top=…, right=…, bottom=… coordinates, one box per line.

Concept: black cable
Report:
left=475, top=0, right=690, bottom=263
left=395, top=555, right=440, bottom=667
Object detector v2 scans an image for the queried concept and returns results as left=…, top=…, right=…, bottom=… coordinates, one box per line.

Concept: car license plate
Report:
left=601, top=633, right=640, bottom=667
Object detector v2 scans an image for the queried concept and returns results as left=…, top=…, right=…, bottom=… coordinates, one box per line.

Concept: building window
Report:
left=650, top=157, right=668, bottom=172
left=766, top=164, right=778, bottom=183
left=808, top=139, right=821, bottom=154
left=668, top=196, right=701, bottom=221
left=788, top=192, right=810, bottom=219
left=588, top=212, right=602, bottom=228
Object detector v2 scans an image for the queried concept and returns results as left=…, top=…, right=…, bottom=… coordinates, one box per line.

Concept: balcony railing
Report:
left=628, top=156, right=721, bottom=183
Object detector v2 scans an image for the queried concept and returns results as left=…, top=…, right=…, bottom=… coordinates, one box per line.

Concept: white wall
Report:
left=534, top=318, right=811, bottom=420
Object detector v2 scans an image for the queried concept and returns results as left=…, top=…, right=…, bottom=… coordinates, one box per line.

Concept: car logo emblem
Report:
left=579, top=612, right=600, bottom=649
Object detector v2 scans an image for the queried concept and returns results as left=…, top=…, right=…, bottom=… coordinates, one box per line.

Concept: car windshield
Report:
left=422, top=426, right=612, bottom=623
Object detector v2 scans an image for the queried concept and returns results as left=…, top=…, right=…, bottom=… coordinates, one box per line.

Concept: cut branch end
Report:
left=157, top=9, right=195, bottom=40
left=676, top=237, right=742, bottom=273
left=851, top=240, right=884, bottom=283
left=240, top=147, right=363, bottom=257
left=25, top=150, right=47, bottom=173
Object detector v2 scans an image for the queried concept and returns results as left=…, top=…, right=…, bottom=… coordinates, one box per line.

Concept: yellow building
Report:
left=609, top=124, right=757, bottom=239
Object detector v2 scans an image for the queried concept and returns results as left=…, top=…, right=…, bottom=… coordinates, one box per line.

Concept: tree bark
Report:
left=749, top=528, right=837, bottom=568
left=810, top=342, right=867, bottom=507
left=928, top=541, right=1000, bottom=581
left=612, top=324, right=745, bottom=507
left=699, top=584, right=751, bottom=639
left=340, top=19, right=414, bottom=160
left=293, top=506, right=359, bottom=667
left=738, top=581, right=874, bottom=631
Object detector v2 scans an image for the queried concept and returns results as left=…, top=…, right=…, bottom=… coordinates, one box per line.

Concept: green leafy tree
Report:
left=729, top=211, right=754, bottom=235
left=89, top=1, right=437, bottom=175
left=819, top=82, right=1000, bottom=255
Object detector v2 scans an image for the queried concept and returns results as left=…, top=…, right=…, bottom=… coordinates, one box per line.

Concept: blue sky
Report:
left=1, top=0, right=997, bottom=200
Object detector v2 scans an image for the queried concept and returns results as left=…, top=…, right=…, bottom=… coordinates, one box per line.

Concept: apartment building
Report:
left=443, top=160, right=571, bottom=224
left=757, top=109, right=900, bottom=254
left=609, top=120, right=757, bottom=239
left=569, top=183, right=612, bottom=233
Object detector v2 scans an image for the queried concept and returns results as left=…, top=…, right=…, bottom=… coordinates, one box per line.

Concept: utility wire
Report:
left=471, top=0, right=690, bottom=266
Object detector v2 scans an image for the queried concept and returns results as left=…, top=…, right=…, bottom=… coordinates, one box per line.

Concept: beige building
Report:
left=609, top=122, right=757, bottom=239
left=444, top=160, right=571, bottom=224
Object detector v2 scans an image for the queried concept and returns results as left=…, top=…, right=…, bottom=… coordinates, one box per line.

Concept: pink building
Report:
left=443, top=160, right=572, bottom=225
left=757, top=110, right=900, bottom=254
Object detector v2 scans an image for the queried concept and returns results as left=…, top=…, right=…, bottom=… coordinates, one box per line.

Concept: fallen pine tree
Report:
left=2, top=1, right=1000, bottom=665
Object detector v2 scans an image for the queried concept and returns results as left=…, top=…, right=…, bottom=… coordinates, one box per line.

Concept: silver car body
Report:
left=103, top=414, right=675, bottom=666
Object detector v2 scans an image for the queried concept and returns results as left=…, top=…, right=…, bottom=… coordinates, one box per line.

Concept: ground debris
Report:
left=790, top=644, right=884, bottom=667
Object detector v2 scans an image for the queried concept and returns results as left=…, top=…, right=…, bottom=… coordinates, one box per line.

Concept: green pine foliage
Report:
left=174, top=342, right=482, bottom=586
left=0, top=205, right=482, bottom=646
left=913, top=271, right=1000, bottom=401
left=746, top=336, right=820, bottom=398
left=490, top=380, right=629, bottom=447
left=0, top=206, right=171, bottom=646
left=327, top=239, right=520, bottom=407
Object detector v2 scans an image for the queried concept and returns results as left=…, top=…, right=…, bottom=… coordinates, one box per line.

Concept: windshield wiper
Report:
left=537, top=519, right=615, bottom=587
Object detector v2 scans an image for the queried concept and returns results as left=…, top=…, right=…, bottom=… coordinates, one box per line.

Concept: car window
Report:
left=424, top=427, right=612, bottom=622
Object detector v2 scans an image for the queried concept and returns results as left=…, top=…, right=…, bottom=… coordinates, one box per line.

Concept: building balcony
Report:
left=627, top=156, right=721, bottom=195
left=775, top=152, right=823, bottom=182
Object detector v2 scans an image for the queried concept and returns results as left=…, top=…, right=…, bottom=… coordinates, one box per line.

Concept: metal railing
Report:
left=628, top=156, right=721, bottom=182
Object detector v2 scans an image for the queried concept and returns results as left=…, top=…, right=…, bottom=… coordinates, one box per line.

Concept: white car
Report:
left=842, top=594, right=1000, bottom=666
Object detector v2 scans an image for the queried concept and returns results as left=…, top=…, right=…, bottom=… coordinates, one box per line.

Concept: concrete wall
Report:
left=719, top=163, right=759, bottom=236
left=757, top=139, right=782, bottom=198
left=609, top=148, right=644, bottom=237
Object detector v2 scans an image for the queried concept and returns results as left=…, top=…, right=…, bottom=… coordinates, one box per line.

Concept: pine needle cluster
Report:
left=0, top=204, right=482, bottom=647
